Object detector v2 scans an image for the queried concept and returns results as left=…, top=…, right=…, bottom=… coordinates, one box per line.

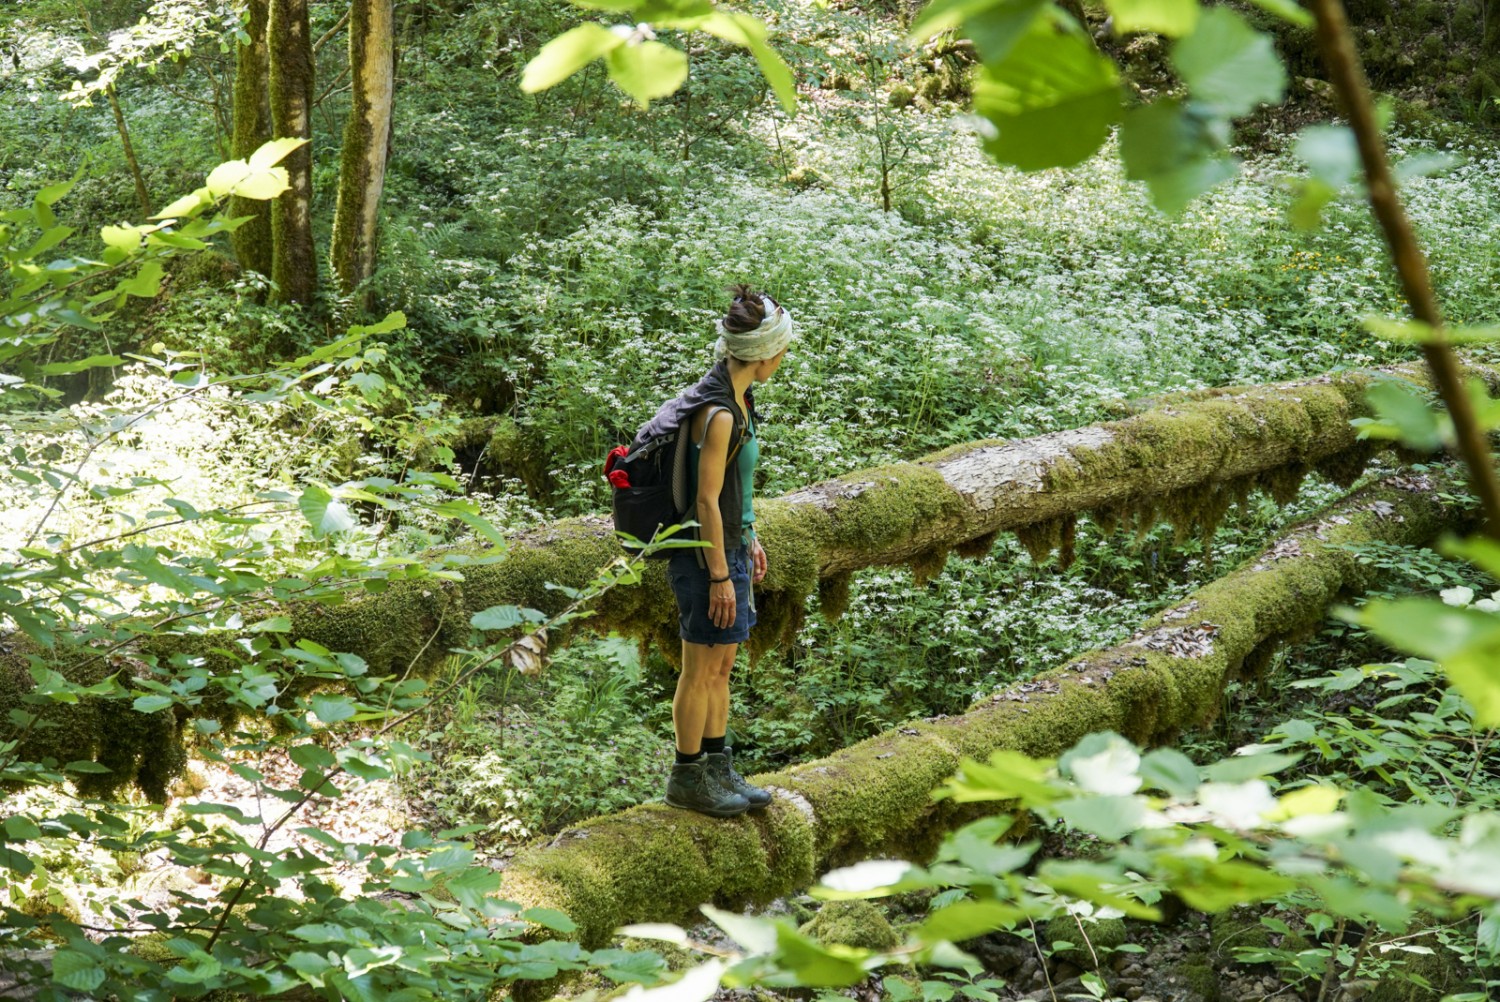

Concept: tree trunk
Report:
left=268, top=0, right=317, bottom=305
left=502, top=468, right=1475, bottom=947
left=230, top=0, right=273, bottom=278
left=329, top=0, right=395, bottom=297
left=107, top=85, right=152, bottom=216
left=5, top=361, right=1498, bottom=794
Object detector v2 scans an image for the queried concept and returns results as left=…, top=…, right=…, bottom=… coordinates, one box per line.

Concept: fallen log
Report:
left=499, top=469, right=1474, bottom=947
left=3, top=361, right=1491, bottom=794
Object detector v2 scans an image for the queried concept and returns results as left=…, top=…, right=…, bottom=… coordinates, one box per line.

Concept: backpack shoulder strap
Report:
left=697, top=405, right=745, bottom=461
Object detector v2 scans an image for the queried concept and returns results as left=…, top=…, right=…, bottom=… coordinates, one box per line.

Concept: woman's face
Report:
left=757, top=347, right=788, bottom=382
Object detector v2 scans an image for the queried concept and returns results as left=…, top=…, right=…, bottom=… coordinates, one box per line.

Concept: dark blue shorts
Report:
left=668, top=545, right=756, bottom=646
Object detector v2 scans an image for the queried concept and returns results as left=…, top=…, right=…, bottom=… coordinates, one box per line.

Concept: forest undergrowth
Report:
left=3, top=0, right=1500, bottom=997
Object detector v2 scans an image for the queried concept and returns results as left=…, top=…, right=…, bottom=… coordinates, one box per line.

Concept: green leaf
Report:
left=522, top=907, right=578, bottom=932
left=248, top=615, right=293, bottom=633
left=971, top=16, right=1121, bottom=171
left=522, top=23, right=624, bottom=93
left=1353, top=379, right=1441, bottom=450
left=1295, top=124, right=1358, bottom=187
left=1244, top=0, right=1311, bottom=26
left=1119, top=100, right=1237, bottom=212
left=697, top=12, right=797, bottom=113
left=37, top=354, right=125, bottom=375
left=606, top=40, right=689, bottom=107
left=701, top=904, right=779, bottom=954
left=118, top=259, right=165, bottom=298
left=814, top=858, right=916, bottom=899
left=5, top=815, right=42, bottom=840
left=1037, top=860, right=1162, bottom=920
left=132, top=694, right=175, bottom=713
left=939, top=751, right=1059, bottom=804
left=1104, top=0, right=1199, bottom=37
left=52, top=949, right=105, bottom=992
left=151, top=188, right=212, bottom=220
left=290, top=744, right=336, bottom=770
left=248, top=136, right=309, bottom=171
left=1054, top=795, right=1150, bottom=840
left=1160, top=857, right=1295, bottom=911
left=960, top=0, right=1051, bottom=63
left=298, top=484, right=356, bottom=538
left=35, top=178, right=77, bottom=207
left=1394, top=151, right=1461, bottom=181
left=65, top=760, right=113, bottom=774
left=1139, top=747, right=1201, bottom=798
left=1170, top=7, right=1285, bottom=117
left=310, top=694, right=357, bottom=724
left=774, top=925, right=870, bottom=987
left=1203, top=751, right=1302, bottom=783
left=916, top=900, right=1023, bottom=942
left=472, top=605, right=525, bottom=631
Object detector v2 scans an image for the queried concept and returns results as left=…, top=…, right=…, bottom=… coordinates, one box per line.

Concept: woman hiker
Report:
left=640, top=286, right=793, bottom=817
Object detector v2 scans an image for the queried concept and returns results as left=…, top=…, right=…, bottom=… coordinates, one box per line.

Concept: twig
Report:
left=1027, top=916, right=1059, bottom=1002
left=202, top=557, right=640, bottom=951
left=1315, top=916, right=1347, bottom=1002
left=313, top=9, right=351, bottom=54
left=1311, top=0, right=1500, bottom=539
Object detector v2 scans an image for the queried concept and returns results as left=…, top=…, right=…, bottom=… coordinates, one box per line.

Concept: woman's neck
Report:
left=728, top=360, right=755, bottom=401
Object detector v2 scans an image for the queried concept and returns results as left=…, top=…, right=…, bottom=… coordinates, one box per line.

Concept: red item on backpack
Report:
left=607, top=468, right=631, bottom=488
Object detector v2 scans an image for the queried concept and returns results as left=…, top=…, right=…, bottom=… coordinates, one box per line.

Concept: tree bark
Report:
left=107, top=85, right=152, bottom=217
left=329, top=0, right=395, bottom=297
left=268, top=0, right=317, bottom=305
left=502, top=469, right=1475, bottom=947
left=230, top=0, right=273, bottom=278
left=5, top=362, right=1498, bottom=793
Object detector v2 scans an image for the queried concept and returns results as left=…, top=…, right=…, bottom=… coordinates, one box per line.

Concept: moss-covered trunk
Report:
left=268, top=0, right=316, bottom=305
left=329, top=0, right=394, bottom=297
left=230, top=0, right=273, bottom=278
left=4, top=362, right=1495, bottom=793
left=501, top=469, right=1474, bottom=946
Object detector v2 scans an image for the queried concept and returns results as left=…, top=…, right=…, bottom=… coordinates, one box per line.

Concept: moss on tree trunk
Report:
left=502, top=469, right=1475, bottom=946
left=4, top=362, right=1496, bottom=794
left=268, top=0, right=316, bottom=306
left=329, top=0, right=395, bottom=297
left=230, top=0, right=273, bottom=278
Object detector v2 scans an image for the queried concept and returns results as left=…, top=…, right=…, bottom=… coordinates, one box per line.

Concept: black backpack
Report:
left=605, top=406, right=741, bottom=558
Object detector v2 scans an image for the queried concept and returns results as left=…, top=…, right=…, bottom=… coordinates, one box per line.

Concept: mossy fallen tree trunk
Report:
left=2, top=363, right=1492, bottom=793
left=501, top=469, right=1475, bottom=947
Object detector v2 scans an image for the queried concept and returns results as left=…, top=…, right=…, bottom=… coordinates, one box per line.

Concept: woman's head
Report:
left=715, top=285, right=794, bottom=376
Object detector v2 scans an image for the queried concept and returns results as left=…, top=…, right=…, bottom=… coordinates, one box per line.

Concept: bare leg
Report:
left=674, top=640, right=723, bottom=754
left=703, top=643, right=736, bottom=742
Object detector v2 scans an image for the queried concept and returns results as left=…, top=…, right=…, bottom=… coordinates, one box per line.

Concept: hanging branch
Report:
left=1311, top=0, right=1500, bottom=539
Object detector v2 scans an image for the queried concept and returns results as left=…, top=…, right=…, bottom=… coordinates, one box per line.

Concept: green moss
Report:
left=505, top=792, right=816, bottom=949
left=1366, top=936, right=1467, bottom=1002
left=800, top=900, right=900, bottom=951
left=1043, top=915, right=1126, bottom=967
left=952, top=530, right=998, bottom=560
left=917, top=439, right=1009, bottom=464
left=1209, top=910, right=1271, bottom=958
left=818, top=572, right=854, bottom=623
left=909, top=546, right=951, bottom=585
left=1176, top=955, right=1221, bottom=1002
left=822, top=464, right=966, bottom=555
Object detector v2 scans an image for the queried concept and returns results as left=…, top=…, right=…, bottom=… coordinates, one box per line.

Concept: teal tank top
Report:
left=688, top=405, right=757, bottom=544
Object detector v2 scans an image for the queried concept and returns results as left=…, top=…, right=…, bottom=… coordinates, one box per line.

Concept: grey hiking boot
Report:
left=665, top=759, right=750, bottom=817
left=705, top=748, right=771, bottom=810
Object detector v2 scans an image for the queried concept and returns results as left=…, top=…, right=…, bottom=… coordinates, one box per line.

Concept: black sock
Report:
left=702, top=735, right=727, bottom=755
left=675, top=749, right=704, bottom=765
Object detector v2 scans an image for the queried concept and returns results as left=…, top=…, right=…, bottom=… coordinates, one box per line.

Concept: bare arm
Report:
left=694, top=409, right=735, bottom=581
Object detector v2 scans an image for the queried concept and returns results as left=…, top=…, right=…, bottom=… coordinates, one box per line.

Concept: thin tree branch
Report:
left=313, top=8, right=351, bottom=54
left=1312, top=0, right=1500, bottom=538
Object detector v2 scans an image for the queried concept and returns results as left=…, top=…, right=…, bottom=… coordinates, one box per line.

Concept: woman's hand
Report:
left=750, top=539, right=767, bottom=583
left=710, top=578, right=737, bottom=629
